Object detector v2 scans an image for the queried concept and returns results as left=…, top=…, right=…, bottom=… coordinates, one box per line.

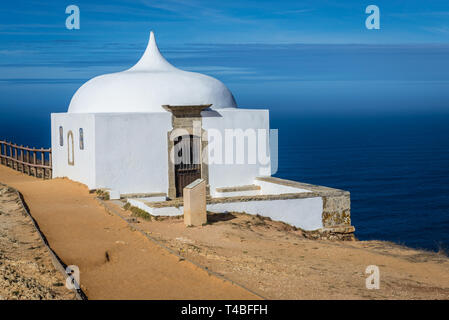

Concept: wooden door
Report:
left=174, top=135, right=201, bottom=197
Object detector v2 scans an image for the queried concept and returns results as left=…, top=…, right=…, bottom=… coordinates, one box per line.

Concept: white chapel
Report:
left=51, top=32, right=352, bottom=233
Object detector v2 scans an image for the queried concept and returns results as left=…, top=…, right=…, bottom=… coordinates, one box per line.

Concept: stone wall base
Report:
left=304, top=225, right=356, bottom=241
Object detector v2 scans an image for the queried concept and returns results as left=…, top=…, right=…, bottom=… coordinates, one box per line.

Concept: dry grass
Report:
left=95, top=189, right=109, bottom=201
left=123, top=202, right=153, bottom=221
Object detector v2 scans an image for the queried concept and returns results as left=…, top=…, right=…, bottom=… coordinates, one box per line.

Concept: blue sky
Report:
left=1, top=0, right=449, bottom=43
left=1, top=0, right=449, bottom=146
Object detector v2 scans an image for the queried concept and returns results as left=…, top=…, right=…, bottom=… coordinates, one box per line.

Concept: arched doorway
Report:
left=174, top=135, right=201, bottom=197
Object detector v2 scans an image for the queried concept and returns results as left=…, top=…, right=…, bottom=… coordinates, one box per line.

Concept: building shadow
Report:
left=206, top=211, right=237, bottom=224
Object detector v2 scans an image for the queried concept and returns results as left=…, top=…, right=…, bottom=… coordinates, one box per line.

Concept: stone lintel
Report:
left=162, top=104, right=212, bottom=118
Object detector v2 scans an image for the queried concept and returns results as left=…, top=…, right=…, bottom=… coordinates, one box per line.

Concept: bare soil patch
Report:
left=114, top=201, right=449, bottom=300
left=1, top=164, right=448, bottom=300
left=0, top=186, right=76, bottom=300
left=0, top=166, right=257, bottom=299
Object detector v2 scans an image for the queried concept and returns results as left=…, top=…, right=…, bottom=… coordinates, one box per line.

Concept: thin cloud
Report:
left=0, top=50, right=35, bottom=55
left=390, top=11, right=449, bottom=18
left=273, top=8, right=314, bottom=15
left=139, top=0, right=258, bottom=24
left=0, top=24, right=60, bottom=30
left=181, top=65, right=256, bottom=75
left=423, top=26, right=449, bottom=34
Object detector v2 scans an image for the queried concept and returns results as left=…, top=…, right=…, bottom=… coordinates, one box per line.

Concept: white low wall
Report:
left=213, top=189, right=260, bottom=197
left=255, top=180, right=311, bottom=195
left=139, top=196, right=167, bottom=202
left=207, top=197, right=323, bottom=230
left=211, top=178, right=312, bottom=197
left=126, top=195, right=324, bottom=231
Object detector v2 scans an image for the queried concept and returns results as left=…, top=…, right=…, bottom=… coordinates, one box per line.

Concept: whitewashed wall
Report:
left=51, top=113, right=96, bottom=188
left=202, top=108, right=271, bottom=191
left=94, top=112, right=172, bottom=194
left=52, top=108, right=271, bottom=196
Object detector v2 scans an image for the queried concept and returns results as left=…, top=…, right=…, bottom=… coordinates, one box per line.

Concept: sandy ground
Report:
left=0, top=165, right=256, bottom=300
left=1, top=165, right=448, bottom=300
left=106, top=202, right=449, bottom=300
left=0, top=186, right=76, bottom=300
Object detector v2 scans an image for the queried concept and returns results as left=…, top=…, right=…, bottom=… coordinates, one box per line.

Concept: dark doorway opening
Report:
left=174, top=135, right=201, bottom=197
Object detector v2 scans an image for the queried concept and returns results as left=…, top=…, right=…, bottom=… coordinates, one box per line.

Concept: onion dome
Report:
left=68, top=31, right=237, bottom=113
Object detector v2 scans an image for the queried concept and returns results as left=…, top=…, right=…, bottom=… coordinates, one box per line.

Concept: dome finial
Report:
left=128, top=31, right=176, bottom=72
left=149, top=30, right=156, bottom=46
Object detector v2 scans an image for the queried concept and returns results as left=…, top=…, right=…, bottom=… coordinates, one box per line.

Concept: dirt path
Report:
left=0, top=165, right=257, bottom=299
left=0, top=186, right=76, bottom=300
left=108, top=201, right=449, bottom=299
left=2, top=164, right=448, bottom=300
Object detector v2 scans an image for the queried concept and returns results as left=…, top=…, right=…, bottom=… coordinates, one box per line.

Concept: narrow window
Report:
left=59, top=126, right=64, bottom=146
left=79, top=128, right=84, bottom=150
left=68, top=131, right=74, bottom=166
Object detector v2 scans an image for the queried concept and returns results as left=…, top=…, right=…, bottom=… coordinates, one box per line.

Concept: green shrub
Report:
left=123, top=203, right=153, bottom=221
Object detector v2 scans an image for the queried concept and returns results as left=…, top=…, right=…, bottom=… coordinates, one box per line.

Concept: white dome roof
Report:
left=68, top=32, right=237, bottom=113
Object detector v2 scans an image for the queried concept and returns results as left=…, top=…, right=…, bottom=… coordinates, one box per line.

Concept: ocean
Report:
left=272, top=111, right=449, bottom=252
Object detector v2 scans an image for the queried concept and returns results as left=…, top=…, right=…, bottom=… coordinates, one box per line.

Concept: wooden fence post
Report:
left=14, top=145, right=17, bottom=170
left=9, top=144, right=12, bottom=167
left=20, top=146, right=24, bottom=173
left=41, top=149, right=45, bottom=179
left=33, top=151, right=37, bottom=176
left=49, top=149, right=52, bottom=178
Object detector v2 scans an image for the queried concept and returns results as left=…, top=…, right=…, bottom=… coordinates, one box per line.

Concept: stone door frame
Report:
left=163, top=105, right=210, bottom=199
